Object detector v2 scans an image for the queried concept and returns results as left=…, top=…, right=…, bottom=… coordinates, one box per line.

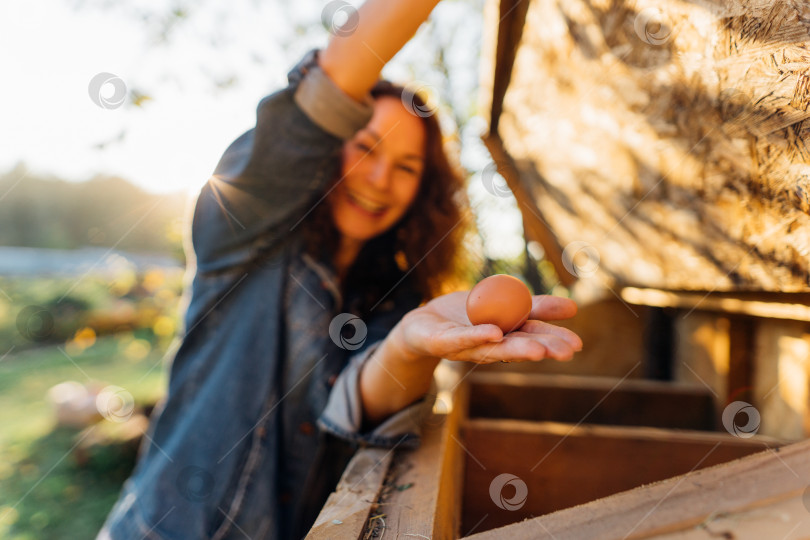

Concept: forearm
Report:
left=319, top=0, right=441, bottom=101
left=359, top=321, right=440, bottom=426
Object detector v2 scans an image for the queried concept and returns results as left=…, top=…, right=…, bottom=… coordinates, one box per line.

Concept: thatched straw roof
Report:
left=481, top=0, right=810, bottom=292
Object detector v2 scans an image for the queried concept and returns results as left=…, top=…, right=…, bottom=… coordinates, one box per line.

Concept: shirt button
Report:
left=327, top=374, right=338, bottom=387
left=299, top=422, right=314, bottom=435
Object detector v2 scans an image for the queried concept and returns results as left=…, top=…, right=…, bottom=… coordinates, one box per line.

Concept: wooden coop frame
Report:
left=477, top=0, right=810, bottom=442
left=305, top=0, right=810, bottom=536
left=306, top=361, right=808, bottom=539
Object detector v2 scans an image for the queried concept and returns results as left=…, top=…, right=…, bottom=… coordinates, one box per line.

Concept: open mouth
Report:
left=346, top=190, right=388, bottom=217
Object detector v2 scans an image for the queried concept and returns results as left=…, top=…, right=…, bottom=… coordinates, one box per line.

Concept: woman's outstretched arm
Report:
left=318, top=0, right=441, bottom=102
left=360, top=292, right=583, bottom=425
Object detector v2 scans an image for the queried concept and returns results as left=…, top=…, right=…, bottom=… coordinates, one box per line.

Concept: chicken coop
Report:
left=307, top=0, right=810, bottom=537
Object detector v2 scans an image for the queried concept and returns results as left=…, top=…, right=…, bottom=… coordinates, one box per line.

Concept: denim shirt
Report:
left=98, top=49, right=431, bottom=540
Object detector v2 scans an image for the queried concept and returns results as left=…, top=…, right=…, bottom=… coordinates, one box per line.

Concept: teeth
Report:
left=349, top=192, right=386, bottom=213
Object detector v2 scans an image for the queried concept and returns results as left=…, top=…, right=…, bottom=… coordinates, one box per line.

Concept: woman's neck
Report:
left=334, top=236, right=365, bottom=284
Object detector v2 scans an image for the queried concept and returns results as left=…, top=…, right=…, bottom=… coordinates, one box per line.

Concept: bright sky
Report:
left=2, top=0, right=320, bottom=195
left=0, top=0, right=526, bottom=259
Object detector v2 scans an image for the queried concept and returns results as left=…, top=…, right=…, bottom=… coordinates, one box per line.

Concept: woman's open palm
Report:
left=396, top=291, right=583, bottom=364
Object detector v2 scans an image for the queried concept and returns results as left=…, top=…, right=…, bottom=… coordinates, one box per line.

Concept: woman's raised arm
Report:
left=318, top=0, right=442, bottom=102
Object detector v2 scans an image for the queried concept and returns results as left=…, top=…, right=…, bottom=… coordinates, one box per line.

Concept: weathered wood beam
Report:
left=305, top=448, right=392, bottom=539
left=464, top=436, right=810, bottom=539
left=489, top=0, right=531, bottom=136
left=482, top=134, right=577, bottom=286
left=461, top=417, right=777, bottom=534
left=467, top=371, right=716, bottom=430
left=622, top=287, right=810, bottom=322
left=365, top=361, right=470, bottom=540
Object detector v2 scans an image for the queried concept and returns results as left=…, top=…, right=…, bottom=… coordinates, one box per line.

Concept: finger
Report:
left=517, top=320, right=583, bottom=350
left=502, top=331, right=577, bottom=361
left=530, top=296, right=577, bottom=320
left=447, top=338, right=547, bottom=364
left=431, top=323, right=503, bottom=355
left=532, top=333, right=577, bottom=361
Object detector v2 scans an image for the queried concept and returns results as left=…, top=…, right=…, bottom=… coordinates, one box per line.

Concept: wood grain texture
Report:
left=468, top=371, right=717, bottom=430
left=306, top=447, right=392, bottom=540
left=649, top=490, right=810, bottom=539
left=366, top=361, right=469, bottom=540
left=464, top=435, right=810, bottom=539
left=460, top=418, right=776, bottom=535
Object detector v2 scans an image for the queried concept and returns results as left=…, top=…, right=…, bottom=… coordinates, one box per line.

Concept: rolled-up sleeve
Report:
left=293, top=54, right=375, bottom=140
left=190, top=49, right=374, bottom=273
left=317, top=341, right=436, bottom=449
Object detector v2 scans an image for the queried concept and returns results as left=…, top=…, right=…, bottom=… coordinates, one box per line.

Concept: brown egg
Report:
left=466, top=274, right=532, bottom=333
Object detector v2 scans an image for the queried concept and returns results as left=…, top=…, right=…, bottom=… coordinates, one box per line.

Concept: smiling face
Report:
left=328, top=96, right=426, bottom=245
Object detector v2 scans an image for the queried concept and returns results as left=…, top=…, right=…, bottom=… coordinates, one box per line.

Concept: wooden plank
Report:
left=488, top=0, right=531, bottom=136
left=306, top=447, right=392, bottom=539
left=672, top=312, right=729, bottom=420
left=367, top=361, right=468, bottom=540
left=649, top=491, right=810, bottom=539
left=752, top=319, right=810, bottom=440
left=482, top=134, right=576, bottom=286
left=468, top=371, right=716, bottom=430
left=727, top=316, right=755, bottom=404
left=464, top=436, right=810, bottom=540
left=460, top=418, right=778, bottom=535
left=622, top=288, right=810, bottom=323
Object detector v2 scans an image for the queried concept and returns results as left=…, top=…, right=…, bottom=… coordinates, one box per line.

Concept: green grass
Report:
left=0, top=271, right=185, bottom=355
left=0, top=333, right=169, bottom=540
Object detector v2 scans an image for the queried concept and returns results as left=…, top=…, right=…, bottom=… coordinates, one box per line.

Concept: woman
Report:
left=98, top=0, right=582, bottom=538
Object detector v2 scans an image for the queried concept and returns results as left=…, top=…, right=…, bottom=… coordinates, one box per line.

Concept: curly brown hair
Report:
left=302, top=80, right=475, bottom=316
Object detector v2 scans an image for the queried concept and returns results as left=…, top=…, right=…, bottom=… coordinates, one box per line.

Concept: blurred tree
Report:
left=0, top=165, right=187, bottom=257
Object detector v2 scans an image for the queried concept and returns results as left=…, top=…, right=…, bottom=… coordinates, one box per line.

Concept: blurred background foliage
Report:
left=0, top=268, right=183, bottom=538
left=0, top=166, right=188, bottom=260
left=0, top=0, right=563, bottom=537
left=0, top=159, right=186, bottom=540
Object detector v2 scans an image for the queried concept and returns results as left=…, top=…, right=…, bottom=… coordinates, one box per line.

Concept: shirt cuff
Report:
left=317, top=341, right=436, bottom=449
left=291, top=49, right=375, bottom=140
